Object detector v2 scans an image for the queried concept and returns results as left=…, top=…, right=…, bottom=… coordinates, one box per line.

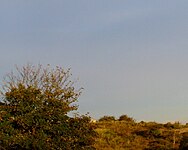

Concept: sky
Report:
left=1, top=1, right=188, bottom=123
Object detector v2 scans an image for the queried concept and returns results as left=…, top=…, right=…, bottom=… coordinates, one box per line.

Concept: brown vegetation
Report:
left=94, top=116, right=188, bottom=149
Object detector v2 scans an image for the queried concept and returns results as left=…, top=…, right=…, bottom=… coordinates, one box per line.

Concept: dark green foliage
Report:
left=98, top=116, right=116, bottom=122
left=164, top=122, right=182, bottom=129
left=179, top=132, right=188, bottom=150
left=0, top=64, right=96, bottom=149
left=118, top=114, right=135, bottom=123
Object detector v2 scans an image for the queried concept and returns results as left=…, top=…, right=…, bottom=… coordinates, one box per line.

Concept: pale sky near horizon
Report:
left=1, top=1, right=188, bottom=123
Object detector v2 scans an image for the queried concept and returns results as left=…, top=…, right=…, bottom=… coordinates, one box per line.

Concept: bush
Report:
left=179, top=132, right=188, bottom=150
left=118, top=114, right=135, bottom=123
left=98, top=116, right=116, bottom=122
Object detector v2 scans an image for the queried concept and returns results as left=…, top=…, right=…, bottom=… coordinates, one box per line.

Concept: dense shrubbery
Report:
left=180, top=132, right=188, bottom=150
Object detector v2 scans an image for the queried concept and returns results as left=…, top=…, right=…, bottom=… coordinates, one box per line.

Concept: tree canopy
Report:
left=0, top=64, right=96, bottom=150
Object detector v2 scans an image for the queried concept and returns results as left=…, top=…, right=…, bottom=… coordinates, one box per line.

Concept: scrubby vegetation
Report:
left=94, top=116, right=188, bottom=150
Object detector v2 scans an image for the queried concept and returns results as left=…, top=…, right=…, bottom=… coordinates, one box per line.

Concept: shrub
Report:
left=118, top=114, right=135, bottom=123
left=98, top=116, right=116, bottom=122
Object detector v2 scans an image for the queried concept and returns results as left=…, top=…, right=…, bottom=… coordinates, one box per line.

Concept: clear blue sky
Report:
left=1, top=1, right=188, bottom=123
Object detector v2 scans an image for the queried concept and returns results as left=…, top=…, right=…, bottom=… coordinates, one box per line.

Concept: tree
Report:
left=0, top=64, right=96, bottom=149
